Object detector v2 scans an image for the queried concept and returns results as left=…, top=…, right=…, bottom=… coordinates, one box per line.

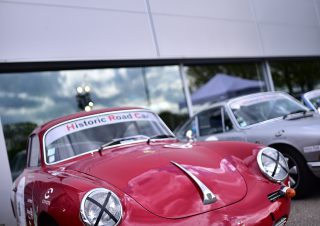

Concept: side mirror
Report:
left=185, top=130, right=194, bottom=143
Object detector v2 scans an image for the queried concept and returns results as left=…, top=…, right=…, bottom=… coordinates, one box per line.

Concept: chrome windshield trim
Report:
left=171, top=161, right=217, bottom=205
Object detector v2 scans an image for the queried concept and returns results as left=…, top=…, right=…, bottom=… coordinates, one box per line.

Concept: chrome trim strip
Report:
left=307, top=162, right=320, bottom=168
left=164, top=143, right=192, bottom=149
left=171, top=161, right=217, bottom=205
left=274, top=217, right=287, bottom=226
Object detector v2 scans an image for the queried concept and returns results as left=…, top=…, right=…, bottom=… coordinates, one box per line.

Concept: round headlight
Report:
left=257, top=147, right=289, bottom=182
left=80, top=188, right=122, bottom=226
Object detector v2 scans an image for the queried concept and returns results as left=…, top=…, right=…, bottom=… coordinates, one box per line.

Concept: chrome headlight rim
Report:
left=80, top=188, right=123, bottom=226
left=257, top=147, right=289, bottom=183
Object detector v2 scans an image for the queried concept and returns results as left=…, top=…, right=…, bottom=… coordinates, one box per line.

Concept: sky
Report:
left=0, top=66, right=187, bottom=125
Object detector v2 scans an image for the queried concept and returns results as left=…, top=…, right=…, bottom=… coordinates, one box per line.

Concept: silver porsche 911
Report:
left=175, top=91, right=320, bottom=197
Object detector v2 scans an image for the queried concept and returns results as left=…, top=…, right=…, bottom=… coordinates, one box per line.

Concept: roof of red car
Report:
left=33, top=106, right=146, bottom=135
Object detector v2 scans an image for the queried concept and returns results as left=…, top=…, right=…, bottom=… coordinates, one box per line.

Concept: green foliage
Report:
left=270, top=60, right=320, bottom=98
left=186, top=60, right=320, bottom=99
left=186, top=63, right=262, bottom=92
left=158, top=111, right=188, bottom=131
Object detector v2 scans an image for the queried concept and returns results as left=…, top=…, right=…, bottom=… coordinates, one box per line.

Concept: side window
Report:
left=28, top=135, right=40, bottom=167
left=176, top=118, right=197, bottom=139
left=223, top=108, right=233, bottom=132
left=198, top=107, right=223, bottom=136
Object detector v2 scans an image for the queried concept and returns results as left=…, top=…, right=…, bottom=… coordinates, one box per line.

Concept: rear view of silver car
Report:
left=175, top=92, right=320, bottom=197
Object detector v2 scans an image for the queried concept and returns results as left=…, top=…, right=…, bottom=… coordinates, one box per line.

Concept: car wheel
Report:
left=281, top=148, right=312, bottom=198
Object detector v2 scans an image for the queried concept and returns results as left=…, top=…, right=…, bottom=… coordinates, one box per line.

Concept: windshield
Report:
left=229, top=93, right=308, bottom=128
left=310, top=96, right=320, bottom=109
left=305, top=90, right=320, bottom=111
left=44, top=110, right=173, bottom=164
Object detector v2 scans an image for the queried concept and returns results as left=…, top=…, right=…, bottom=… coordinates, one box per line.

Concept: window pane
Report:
left=223, top=108, right=233, bottom=132
left=186, top=62, right=266, bottom=112
left=29, top=136, right=40, bottom=167
left=270, top=59, right=320, bottom=99
left=175, top=118, right=197, bottom=139
left=198, top=108, right=223, bottom=136
left=144, top=66, right=188, bottom=130
left=0, top=66, right=188, bottom=171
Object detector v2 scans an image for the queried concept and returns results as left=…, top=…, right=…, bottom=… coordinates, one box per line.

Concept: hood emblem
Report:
left=171, top=161, right=217, bottom=205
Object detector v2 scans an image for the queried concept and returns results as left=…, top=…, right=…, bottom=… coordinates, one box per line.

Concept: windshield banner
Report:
left=230, top=93, right=282, bottom=109
left=46, top=111, right=157, bottom=145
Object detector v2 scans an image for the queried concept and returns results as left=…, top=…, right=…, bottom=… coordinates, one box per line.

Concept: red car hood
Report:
left=68, top=142, right=247, bottom=219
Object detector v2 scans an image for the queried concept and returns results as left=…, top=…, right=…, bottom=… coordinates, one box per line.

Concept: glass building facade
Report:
left=1, top=58, right=320, bottom=179
left=270, top=59, right=320, bottom=99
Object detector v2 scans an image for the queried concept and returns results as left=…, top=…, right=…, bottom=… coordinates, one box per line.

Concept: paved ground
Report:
left=286, top=179, right=320, bottom=226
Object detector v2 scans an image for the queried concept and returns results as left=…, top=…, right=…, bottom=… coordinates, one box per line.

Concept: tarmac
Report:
left=286, top=179, right=320, bottom=226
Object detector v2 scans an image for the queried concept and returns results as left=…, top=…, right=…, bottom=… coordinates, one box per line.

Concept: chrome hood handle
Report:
left=171, top=161, right=217, bottom=205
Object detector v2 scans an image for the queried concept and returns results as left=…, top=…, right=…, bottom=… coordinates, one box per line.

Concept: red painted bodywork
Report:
left=11, top=107, right=291, bottom=226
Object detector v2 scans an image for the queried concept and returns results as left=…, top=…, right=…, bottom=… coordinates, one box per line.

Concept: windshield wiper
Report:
left=147, top=134, right=176, bottom=144
left=283, top=110, right=309, bottom=119
left=98, top=134, right=175, bottom=152
left=99, top=135, right=149, bottom=152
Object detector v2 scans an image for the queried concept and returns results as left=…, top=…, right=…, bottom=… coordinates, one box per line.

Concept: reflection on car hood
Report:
left=68, top=142, right=247, bottom=219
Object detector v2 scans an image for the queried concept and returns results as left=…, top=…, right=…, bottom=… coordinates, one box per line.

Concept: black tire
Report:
left=281, top=147, right=313, bottom=198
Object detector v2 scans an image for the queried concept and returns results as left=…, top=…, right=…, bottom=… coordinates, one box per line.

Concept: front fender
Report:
left=34, top=170, right=124, bottom=226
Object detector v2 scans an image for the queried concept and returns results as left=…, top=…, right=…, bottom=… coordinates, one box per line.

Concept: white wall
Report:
left=0, top=0, right=320, bottom=63
left=0, top=119, right=16, bottom=226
